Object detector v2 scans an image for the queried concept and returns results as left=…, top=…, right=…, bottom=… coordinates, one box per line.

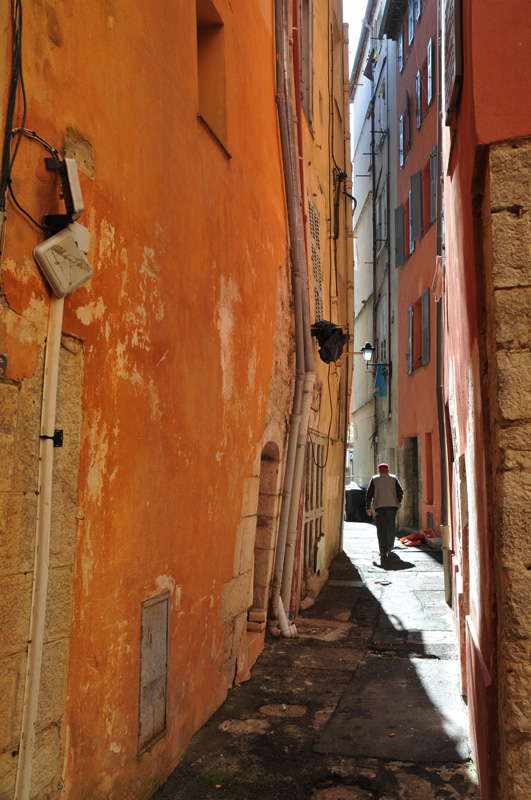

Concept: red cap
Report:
left=377, top=463, right=389, bottom=472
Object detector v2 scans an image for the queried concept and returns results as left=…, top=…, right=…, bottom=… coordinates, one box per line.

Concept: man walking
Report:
left=365, top=463, right=403, bottom=559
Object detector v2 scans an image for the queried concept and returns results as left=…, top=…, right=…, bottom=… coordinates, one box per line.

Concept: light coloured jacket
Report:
left=366, top=472, right=403, bottom=509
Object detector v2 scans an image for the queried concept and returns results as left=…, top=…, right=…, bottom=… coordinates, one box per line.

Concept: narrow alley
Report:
left=152, top=523, right=479, bottom=800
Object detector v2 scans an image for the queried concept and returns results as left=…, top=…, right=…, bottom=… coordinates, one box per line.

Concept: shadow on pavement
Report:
left=151, top=522, right=479, bottom=800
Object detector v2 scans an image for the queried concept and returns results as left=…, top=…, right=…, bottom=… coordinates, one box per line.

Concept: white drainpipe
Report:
left=15, top=296, right=65, bottom=800
left=269, top=0, right=315, bottom=637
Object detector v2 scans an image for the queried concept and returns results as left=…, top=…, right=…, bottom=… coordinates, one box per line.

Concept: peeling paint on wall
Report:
left=217, top=274, right=240, bottom=402
left=75, top=297, right=106, bottom=326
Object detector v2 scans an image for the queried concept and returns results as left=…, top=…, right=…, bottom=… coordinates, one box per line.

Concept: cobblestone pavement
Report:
left=152, top=522, right=481, bottom=800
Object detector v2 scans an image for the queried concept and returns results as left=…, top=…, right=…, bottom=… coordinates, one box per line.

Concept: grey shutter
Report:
left=427, top=38, right=434, bottom=105
left=444, top=0, right=463, bottom=124
left=407, top=305, right=414, bottom=374
left=430, top=147, right=437, bottom=223
left=416, top=70, right=422, bottom=129
left=411, top=171, right=423, bottom=241
left=406, top=91, right=411, bottom=147
left=421, top=288, right=430, bottom=365
left=395, top=205, right=405, bottom=267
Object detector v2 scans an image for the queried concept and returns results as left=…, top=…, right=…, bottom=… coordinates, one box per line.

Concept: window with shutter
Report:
left=379, top=298, right=387, bottom=364
left=408, top=0, right=414, bottom=45
left=430, top=147, right=437, bottom=224
left=416, top=70, right=422, bottom=129
left=422, top=288, right=430, bottom=365
left=398, top=28, right=404, bottom=71
left=308, top=197, right=324, bottom=321
left=411, top=171, right=423, bottom=242
left=444, top=0, right=463, bottom=125
left=395, top=205, right=405, bottom=267
left=399, top=114, right=404, bottom=167
left=406, top=92, right=411, bottom=147
left=407, top=305, right=414, bottom=374
left=427, top=39, right=434, bottom=106
left=304, top=432, right=326, bottom=583
left=377, top=181, right=388, bottom=250
left=300, top=0, right=314, bottom=125
left=408, top=190, right=415, bottom=255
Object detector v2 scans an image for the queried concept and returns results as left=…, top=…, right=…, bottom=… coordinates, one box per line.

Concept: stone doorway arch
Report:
left=247, top=442, right=280, bottom=632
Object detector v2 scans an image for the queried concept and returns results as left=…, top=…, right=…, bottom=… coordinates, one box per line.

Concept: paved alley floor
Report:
left=152, top=522, right=480, bottom=800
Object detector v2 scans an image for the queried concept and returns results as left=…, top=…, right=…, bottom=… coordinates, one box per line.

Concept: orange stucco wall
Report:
left=1, top=2, right=292, bottom=797
left=1, top=0, right=353, bottom=795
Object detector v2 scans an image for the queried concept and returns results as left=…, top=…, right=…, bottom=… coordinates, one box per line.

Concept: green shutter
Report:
left=411, top=171, right=423, bottom=242
left=407, top=305, right=414, bottom=374
left=395, top=205, right=405, bottom=267
left=422, top=288, right=430, bottom=365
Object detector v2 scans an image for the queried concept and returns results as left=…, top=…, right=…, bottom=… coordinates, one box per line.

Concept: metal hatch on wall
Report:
left=138, top=592, right=170, bottom=755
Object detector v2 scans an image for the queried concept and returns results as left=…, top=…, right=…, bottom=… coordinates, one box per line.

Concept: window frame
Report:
left=399, top=114, right=404, bottom=168
left=395, top=205, right=405, bottom=267
left=408, top=0, right=415, bottom=45
left=429, top=147, right=437, bottom=224
left=408, top=189, right=415, bottom=255
left=411, top=171, right=423, bottom=242
left=300, top=0, right=314, bottom=125
left=427, top=38, right=434, bottom=106
left=407, top=289, right=431, bottom=375
left=416, top=70, right=422, bottom=129
left=406, top=91, right=411, bottom=147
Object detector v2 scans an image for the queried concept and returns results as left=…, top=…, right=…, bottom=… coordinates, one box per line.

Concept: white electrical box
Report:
left=64, top=157, right=84, bottom=220
left=34, top=228, right=93, bottom=297
left=67, top=221, right=91, bottom=254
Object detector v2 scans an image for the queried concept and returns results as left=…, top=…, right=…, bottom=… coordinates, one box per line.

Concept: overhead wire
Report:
left=1, top=0, right=26, bottom=214
left=0, top=5, right=59, bottom=252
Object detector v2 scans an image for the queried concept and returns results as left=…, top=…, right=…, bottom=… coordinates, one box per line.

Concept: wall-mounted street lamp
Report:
left=342, top=341, right=392, bottom=377
left=359, top=341, right=392, bottom=377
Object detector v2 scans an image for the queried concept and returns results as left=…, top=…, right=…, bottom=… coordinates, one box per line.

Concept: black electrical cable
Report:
left=5, top=130, right=60, bottom=234
left=1, top=0, right=26, bottom=214
left=8, top=182, right=48, bottom=233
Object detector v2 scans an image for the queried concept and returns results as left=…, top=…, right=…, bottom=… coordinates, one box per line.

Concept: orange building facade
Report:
left=0, top=1, right=353, bottom=798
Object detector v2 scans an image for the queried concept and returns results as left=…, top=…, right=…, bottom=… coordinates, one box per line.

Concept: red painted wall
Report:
left=439, top=0, right=531, bottom=795
left=395, top=0, right=441, bottom=530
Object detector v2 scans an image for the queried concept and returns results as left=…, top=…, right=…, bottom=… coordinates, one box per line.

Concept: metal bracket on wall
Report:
left=40, top=430, right=63, bottom=447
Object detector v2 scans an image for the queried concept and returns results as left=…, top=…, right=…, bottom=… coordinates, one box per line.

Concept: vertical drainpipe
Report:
left=386, top=45, right=392, bottom=422
left=343, top=21, right=354, bottom=545
left=15, top=297, right=65, bottom=800
left=369, top=45, right=378, bottom=471
left=270, top=0, right=315, bottom=636
left=435, top=0, right=451, bottom=603
left=280, top=0, right=315, bottom=615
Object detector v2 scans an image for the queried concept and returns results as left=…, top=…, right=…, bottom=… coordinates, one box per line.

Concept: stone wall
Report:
left=0, top=334, right=84, bottom=799
left=484, top=138, right=531, bottom=799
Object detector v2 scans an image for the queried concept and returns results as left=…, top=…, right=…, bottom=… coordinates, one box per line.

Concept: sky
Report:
left=343, top=0, right=368, bottom=72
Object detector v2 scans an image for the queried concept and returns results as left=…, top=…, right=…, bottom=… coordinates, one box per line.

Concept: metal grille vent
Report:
left=308, top=197, right=324, bottom=321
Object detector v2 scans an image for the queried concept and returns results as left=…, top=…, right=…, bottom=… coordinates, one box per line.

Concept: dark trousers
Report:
left=374, top=506, right=398, bottom=553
